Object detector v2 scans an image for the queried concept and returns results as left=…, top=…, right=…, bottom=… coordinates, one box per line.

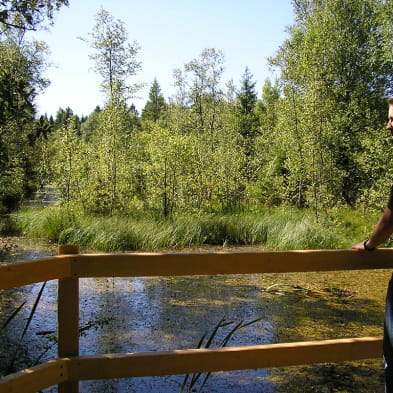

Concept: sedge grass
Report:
left=5, top=205, right=380, bottom=252
left=179, top=316, right=263, bottom=393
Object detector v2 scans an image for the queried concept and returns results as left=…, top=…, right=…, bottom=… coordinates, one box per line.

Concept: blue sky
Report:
left=33, top=0, right=294, bottom=117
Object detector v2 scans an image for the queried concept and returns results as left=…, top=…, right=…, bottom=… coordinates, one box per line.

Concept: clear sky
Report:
left=32, top=0, right=295, bottom=117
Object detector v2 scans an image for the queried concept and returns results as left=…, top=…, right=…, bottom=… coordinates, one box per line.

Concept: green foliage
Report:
left=269, top=0, right=392, bottom=209
left=235, top=67, right=260, bottom=140
left=0, top=164, right=24, bottom=213
left=13, top=205, right=360, bottom=251
left=80, top=106, right=102, bottom=142
left=42, top=2, right=393, bottom=217
left=143, top=124, right=191, bottom=216
left=0, top=30, right=51, bottom=211
left=231, top=67, right=261, bottom=182
left=0, top=0, right=69, bottom=34
left=15, top=206, right=79, bottom=242
left=85, top=8, right=142, bottom=100
left=54, top=107, right=79, bottom=129
left=4, top=1, right=392, bottom=228
left=172, top=48, right=226, bottom=134
left=141, top=78, right=167, bottom=122
left=48, top=117, right=87, bottom=203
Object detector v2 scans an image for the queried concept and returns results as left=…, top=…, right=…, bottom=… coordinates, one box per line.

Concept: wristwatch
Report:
left=363, top=239, right=375, bottom=251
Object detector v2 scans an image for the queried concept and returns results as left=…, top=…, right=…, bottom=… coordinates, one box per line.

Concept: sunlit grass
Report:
left=5, top=205, right=381, bottom=252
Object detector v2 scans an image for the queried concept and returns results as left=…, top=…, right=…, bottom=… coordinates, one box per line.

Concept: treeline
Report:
left=0, top=0, right=69, bottom=213
left=2, top=0, right=393, bottom=217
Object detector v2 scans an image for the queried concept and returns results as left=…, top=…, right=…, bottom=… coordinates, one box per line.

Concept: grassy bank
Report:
left=1, top=205, right=382, bottom=252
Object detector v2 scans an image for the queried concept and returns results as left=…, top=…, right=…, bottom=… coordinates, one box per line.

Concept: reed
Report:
left=7, top=206, right=378, bottom=251
left=179, top=316, right=263, bottom=393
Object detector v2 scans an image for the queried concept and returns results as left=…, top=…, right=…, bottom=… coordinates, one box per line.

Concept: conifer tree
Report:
left=141, top=78, right=167, bottom=122
left=235, top=67, right=260, bottom=140
left=234, top=67, right=260, bottom=180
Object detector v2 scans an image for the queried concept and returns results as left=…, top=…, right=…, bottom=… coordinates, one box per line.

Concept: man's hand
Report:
left=352, top=242, right=366, bottom=250
left=352, top=239, right=376, bottom=250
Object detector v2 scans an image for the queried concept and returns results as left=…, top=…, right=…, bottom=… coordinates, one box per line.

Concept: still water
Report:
left=0, top=239, right=391, bottom=392
left=0, top=240, right=276, bottom=393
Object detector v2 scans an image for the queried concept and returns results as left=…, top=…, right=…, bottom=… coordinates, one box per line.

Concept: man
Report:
left=352, top=97, right=393, bottom=392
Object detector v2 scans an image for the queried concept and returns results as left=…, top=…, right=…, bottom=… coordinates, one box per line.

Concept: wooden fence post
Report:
left=58, top=244, right=80, bottom=393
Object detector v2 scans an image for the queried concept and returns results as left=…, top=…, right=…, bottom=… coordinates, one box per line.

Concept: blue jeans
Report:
left=384, top=276, right=393, bottom=392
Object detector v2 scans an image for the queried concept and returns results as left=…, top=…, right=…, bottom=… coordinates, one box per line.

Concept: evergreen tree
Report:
left=35, top=114, right=53, bottom=139
left=141, top=78, right=167, bottom=122
left=234, top=67, right=260, bottom=180
left=235, top=67, right=260, bottom=140
left=54, top=107, right=74, bottom=127
left=237, top=67, right=258, bottom=129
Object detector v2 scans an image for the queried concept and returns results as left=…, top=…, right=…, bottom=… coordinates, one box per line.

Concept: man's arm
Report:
left=352, top=207, right=393, bottom=250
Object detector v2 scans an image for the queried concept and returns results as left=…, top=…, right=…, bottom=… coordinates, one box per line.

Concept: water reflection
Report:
left=1, top=240, right=390, bottom=392
left=79, top=275, right=275, bottom=392
left=0, top=242, right=275, bottom=393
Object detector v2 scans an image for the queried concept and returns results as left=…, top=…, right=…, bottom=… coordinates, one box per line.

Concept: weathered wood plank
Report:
left=68, top=337, right=383, bottom=380
left=0, top=256, right=72, bottom=290
left=1, top=250, right=392, bottom=287
left=0, top=359, right=69, bottom=393
left=71, top=250, right=393, bottom=278
left=58, top=277, right=79, bottom=357
left=58, top=246, right=80, bottom=393
left=0, top=249, right=387, bottom=391
left=58, top=244, right=80, bottom=255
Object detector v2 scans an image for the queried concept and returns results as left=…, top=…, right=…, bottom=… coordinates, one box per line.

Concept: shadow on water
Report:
left=79, top=275, right=275, bottom=393
left=0, top=240, right=390, bottom=393
left=262, top=270, right=388, bottom=393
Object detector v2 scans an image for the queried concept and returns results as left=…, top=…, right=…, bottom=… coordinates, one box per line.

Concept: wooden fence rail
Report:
left=1, top=248, right=392, bottom=393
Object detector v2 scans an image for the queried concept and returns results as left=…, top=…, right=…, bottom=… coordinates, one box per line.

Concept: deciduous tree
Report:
left=0, top=0, right=68, bottom=34
left=269, top=0, right=392, bottom=210
left=86, top=8, right=142, bottom=101
left=173, top=48, right=225, bottom=133
left=0, top=36, right=50, bottom=211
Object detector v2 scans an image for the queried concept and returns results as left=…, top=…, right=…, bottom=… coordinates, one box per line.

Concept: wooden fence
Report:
left=1, top=246, right=393, bottom=393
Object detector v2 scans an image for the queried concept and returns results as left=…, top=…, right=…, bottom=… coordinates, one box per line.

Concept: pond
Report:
left=0, top=239, right=389, bottom=393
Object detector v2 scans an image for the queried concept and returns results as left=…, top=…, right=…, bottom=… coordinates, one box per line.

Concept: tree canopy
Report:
left=3, top=0, right=393, bottom=217
left=85, top=8, right=142, bottom=101
left=0, top=0, right=68, bottom=34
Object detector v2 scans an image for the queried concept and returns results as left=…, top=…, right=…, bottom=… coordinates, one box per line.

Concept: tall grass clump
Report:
left=0, top=215, right=20, bottom=236
left=14, top=206, right=79, bottom=242
left=173, top=209, right=338, bottom=250
left=11, top=205, right=370, bottom=251
left=180, top=213, right=268, bottom=246
left=58, top=215, right=176, bottom=252
left=256, top=209, right=338, bottom=250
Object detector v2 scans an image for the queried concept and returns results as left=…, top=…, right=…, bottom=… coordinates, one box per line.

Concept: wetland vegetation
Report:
left=2, top=1, right=393, bottom=224
left=1, top=0, right=393, bottom=392
left=0, top=204, right=383, bottom=252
